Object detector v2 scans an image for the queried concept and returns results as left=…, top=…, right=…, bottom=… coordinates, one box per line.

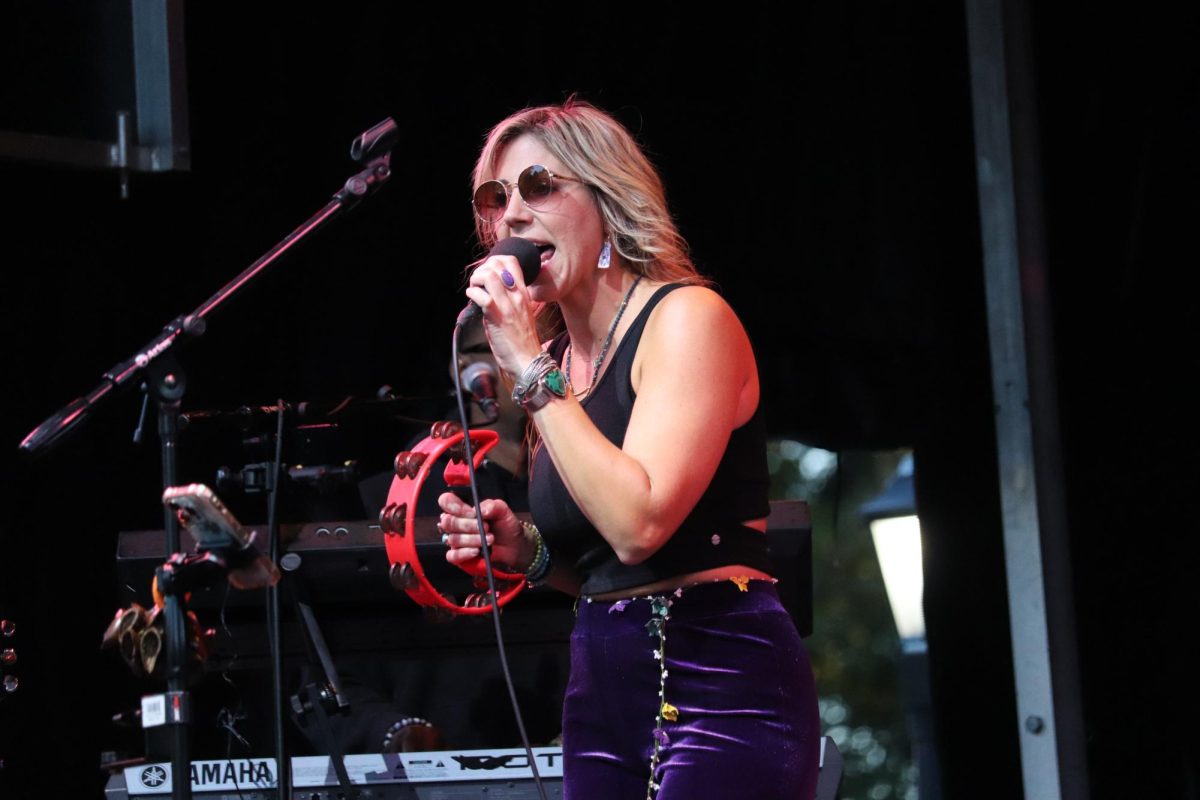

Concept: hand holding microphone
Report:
left=459, top=237, right=546, bottom=381
left=456, top=237, right=542, bottom=325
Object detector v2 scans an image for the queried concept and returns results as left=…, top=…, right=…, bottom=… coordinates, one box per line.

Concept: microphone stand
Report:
left=18, top=118, right=398, bottom=800
left=149, top=354, right=193, bottom=800
left=19, top=115, right=398, bottom=459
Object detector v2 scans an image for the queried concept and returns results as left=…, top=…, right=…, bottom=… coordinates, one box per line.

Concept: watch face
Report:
left=543, top=368, right=568, bottom=397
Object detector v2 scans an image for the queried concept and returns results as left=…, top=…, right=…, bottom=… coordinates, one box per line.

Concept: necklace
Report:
left=566, top=274, right=643, bottom=398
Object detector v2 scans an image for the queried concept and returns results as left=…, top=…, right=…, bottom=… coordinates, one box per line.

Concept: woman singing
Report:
left=438, top=98, right=820, bottom=799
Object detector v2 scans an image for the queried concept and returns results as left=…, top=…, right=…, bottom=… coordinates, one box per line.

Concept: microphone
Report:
left=457, top=237, right=542, bottom=325
left=460, top=361, right=500, bottom=421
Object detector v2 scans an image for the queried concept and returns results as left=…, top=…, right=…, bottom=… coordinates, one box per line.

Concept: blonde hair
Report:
left=471, top=98, right=706, bottom=287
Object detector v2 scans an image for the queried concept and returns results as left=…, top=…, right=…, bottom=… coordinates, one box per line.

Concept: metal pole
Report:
left=964, top=0, right=1090, bottom=798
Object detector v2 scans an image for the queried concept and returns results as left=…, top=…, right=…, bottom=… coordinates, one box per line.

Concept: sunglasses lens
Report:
left=473, top=181, right=509, bottom=221
left=519, top=165, right=556, bottom=205
left=474, top=166, right=565, bottom=221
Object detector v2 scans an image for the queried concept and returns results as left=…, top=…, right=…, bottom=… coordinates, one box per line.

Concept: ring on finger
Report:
left=500, top=269, right=516, bottom=289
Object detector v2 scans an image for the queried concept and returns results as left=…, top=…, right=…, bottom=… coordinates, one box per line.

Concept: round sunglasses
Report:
left=472, top=164, right=585, bottom=223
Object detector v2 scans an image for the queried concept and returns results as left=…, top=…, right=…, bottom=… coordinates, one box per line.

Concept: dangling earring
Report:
left=597, top=240, right=612, bottom=269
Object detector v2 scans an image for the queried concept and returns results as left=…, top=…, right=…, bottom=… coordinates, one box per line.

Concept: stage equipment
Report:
left=115, top=500, right=813, bottom=660
left=104, top=483, right=275, bottom=682
left=103, top=736, right=842, bottom=800
left=105, top=747, right=565, bottom=800
left=102, top=601, right=209, bottom=681
left=164, top=484, right=281, bottom=591
left=19, top=116, right=398, bottom=800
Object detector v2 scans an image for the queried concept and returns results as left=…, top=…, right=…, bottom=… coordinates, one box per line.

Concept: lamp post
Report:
left=861, top=454, right=941, bottom=800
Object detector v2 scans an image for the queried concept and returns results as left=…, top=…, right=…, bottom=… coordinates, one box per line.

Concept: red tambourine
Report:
left=379, top=421, right=526, bottom=615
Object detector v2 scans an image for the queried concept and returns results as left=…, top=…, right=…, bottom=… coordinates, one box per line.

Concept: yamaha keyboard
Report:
left=105, top=747, right=565, bottom=799
left=104, top=736, right=842, bottom=800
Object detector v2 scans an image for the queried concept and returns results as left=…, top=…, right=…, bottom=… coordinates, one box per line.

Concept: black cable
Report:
left=218, top=582, right=239, bottom=681
left=219, top=704, right=249, bottom=800
left=265, top=401, right=291, bottom=800
left=217, top=584, right=248, bottom=800
left=450, top=323, right=549, bottom=800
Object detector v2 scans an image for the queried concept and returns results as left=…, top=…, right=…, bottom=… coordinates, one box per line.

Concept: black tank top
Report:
left=528, top=283, right=773, bottom=595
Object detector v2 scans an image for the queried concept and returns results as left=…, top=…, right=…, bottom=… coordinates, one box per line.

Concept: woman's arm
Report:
left=530, top=286, right=758, bottom=564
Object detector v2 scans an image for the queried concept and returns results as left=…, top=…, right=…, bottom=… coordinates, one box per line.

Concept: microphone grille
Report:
left=488, top=237, right=542, bottom=284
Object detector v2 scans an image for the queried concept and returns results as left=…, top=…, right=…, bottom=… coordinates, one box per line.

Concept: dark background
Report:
left=2, top=3, right=1196, bottom=798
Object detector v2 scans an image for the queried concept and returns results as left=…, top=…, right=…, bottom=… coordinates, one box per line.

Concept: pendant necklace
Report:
left=566, top=274, right=643, bottom=399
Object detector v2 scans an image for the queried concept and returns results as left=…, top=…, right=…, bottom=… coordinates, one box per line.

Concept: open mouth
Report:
left=536, top=244, right=556, bottom=264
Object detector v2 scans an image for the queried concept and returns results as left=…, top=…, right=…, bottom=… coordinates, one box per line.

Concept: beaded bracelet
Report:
left=381, top=717, right=434, bottom=752
left=522, top=521, right=552, bottom=586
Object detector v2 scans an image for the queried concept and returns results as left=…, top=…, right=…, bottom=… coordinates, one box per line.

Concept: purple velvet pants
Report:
left=562, top=580, right=820, bottom=799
